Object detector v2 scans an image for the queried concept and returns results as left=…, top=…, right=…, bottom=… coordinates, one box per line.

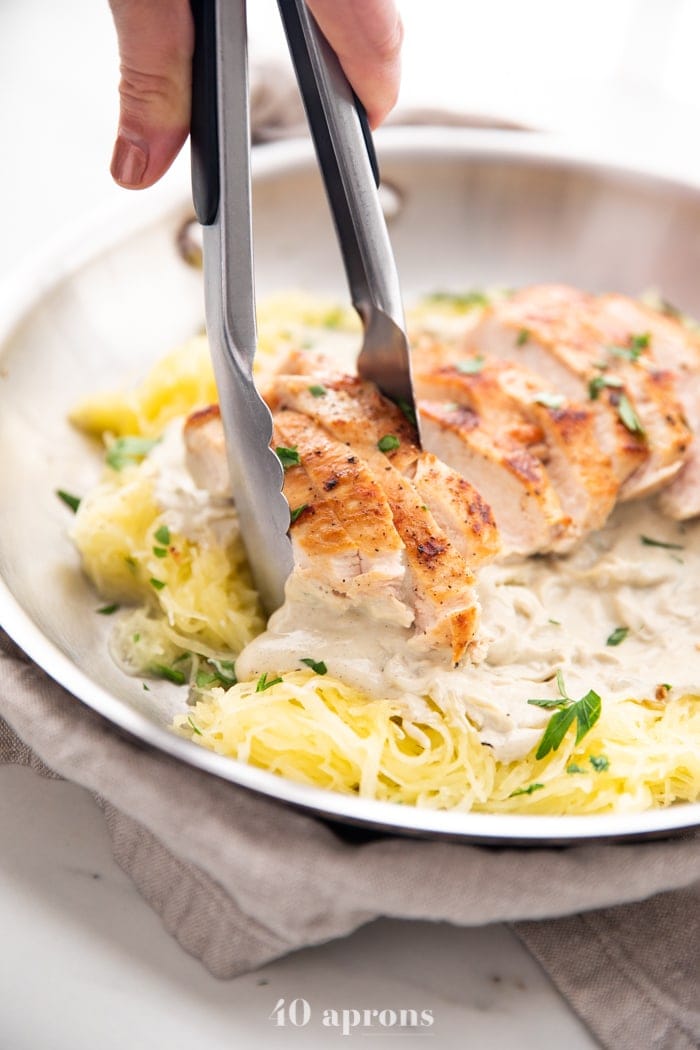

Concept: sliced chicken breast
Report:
left=413, top=358, right=619, bottom=537
left=465, top=285, right=691, bottom=498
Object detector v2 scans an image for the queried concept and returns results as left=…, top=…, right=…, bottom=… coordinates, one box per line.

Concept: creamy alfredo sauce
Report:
left=153, top=423, right=700, bottom=762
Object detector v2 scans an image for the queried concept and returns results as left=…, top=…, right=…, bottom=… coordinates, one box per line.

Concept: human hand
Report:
left=109, top=0, right=403, bottom=189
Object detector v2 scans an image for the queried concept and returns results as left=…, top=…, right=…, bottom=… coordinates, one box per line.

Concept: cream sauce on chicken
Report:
left=236, top=493, right=700, bottom=761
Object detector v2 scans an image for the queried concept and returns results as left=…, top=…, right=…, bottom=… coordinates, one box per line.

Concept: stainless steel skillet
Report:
left=1, top=130, right=700, bottom=843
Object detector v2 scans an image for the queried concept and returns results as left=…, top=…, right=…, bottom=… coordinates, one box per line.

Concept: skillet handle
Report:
left=190, top=0, right=220, bottom=225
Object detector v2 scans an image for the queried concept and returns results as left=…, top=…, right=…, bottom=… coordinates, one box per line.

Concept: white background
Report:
left=2, top=1, right=699, bottom=1046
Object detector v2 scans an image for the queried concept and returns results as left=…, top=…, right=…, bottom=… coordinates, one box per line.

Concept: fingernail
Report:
left=111, top=134, right=148, bottom=187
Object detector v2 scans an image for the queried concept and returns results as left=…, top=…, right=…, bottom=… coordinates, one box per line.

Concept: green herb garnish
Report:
left=607, top=332, right=650, bottom=362
left=588, top=374, right=624, bottom=400
left=397, top=398, right=417, bottom=426
left=566, top=764, right=587, bottom=774
left=106, top=436, right=160, bottom=471
left=640, top=535, right=684, bottom=550
left=377, top=434, right=401, bottom=453
left=617, top=394, right=645, bottom=436
left=276, top=445, right=301, bottom=470
left=187, top=715, right=203, bottom=736
left=154, top=525, right=171, bottom=546
left=153, top=547, right=168, bottom=558
left=455, top=356, right=485, bottom=375
left=150, top=577, right=166, bottom=590
left=509, top=783, right=544, bottom=798
left=56, top=489, right=81, bottom=513
left=589, top=755, right=610, bottom=772
left=96, top=604, right=119, bottom=615
left=300, top=657, right=328, bottom=675
left=290, top=504, right=308, bottom=524
left=606, top=626, right=629, bottom=647
left=256, top=672, right=283, bottom=693
left=150, top=663, right=186, bottom=686
left=528, top=671, right=602, bottom=760
left=308, top=384, right=327, bottom=398
left=516, top=328, right=530, bottom=346
left=425, top=290, right=489, bottom=310
left=533, top=392, right=565, bottom=409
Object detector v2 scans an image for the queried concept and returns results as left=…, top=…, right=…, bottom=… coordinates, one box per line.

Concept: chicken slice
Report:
left=184, top=405, right=232, bottom=500
left=594, top=293, right=700, bottom=519
left=464, top=285, right=691, bottom=498
left=267, top=375, right=483, bottom=660
left=414, top=358, right=619, bottom=537
left=418, top=398, right=571, bottom=557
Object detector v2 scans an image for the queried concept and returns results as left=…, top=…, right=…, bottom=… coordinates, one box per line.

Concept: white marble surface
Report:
left=3, top=0, right=700, bottom=1045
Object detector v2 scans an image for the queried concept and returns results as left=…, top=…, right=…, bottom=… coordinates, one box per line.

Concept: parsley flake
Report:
left=455, top=356, right=485, bottom=375
left=276, top=445, right=301, bottom=470
left=397, top=398, right=417, bottom=426
left=96, top=604, right=119, bottom=615
left=589, top=755, right=610, bottom=772
left=588, top=374, right=624, bottom=400
left=300, top=657, right=327, bottom=675
left=566, top=763, right=587, bottom=774
left=290, top=504, right=308, bottom=524
left=56, top=489, right=81, bottom=513
left=106, top=436, right=160, bottom=471
left=509, top=783, right=544, bottom=798
left=150, top=577, right=166, bottom=590
left=606, top=626, right=629, bottom=646
left=153, top=546, right=168, bottom=558
left=516, top=328, right=531, bottom=347
left=150, top=663, right=186, bottom=686
left=377, top=434, right=400, bottom=453
left=617, top=394, right=645, bottom=436
left=425, top=290, right=489, bottom=311
left=154, top=525, right=171, bottom=546
left=256, top=672, right=283, bottom=693
left=535, top=689, right=601, bottom=760
left=187, top=715, right=203, bottom=736
left=533, top=392, right=565, bottom=409
left=308, top=384, right=327, bottom=398
left=640, top=535, right=684, bottom=551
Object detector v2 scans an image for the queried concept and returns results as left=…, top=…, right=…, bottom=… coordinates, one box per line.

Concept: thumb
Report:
left=109, top=0, right=193, bottom=189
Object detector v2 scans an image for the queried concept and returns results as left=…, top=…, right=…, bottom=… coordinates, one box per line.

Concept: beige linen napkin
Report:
left=1, top=632, right=699, bottom=1050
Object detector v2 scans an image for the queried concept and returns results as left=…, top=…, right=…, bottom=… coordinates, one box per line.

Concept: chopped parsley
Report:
left=528, top=671, right=601, bottom=759
left=606, top=626, right=629, bottom=647
left=150, top=663, right=186, bottom=686
left=96, top=604, right=119, bottom=615
left=290, top=504, right=308, bottom=524
left=509, top=783, right=544, bottom=798
left=195, top=658, right=237, bottom=690
left=276, top=445, right=301, bottom=470
left=153, top=546, right=168, bottom=558
left=397, top=398, right=417, bottom=426
left=322, top=306, right=345, bottom=329
left=588, top=374, right=623, bottom=400
left=308, top=384, right=327, bottom=398
left=300, top=657, right=328, bottom=675
left=106, top=436, right=160, bottom=471
left=566, top=763, right=587, bottom=774
left=533, top=392, right=565, bottom=409
left=640, top=535, right=684, bottom=551
left=589, top=755, right=610, bottom=772
left=547, top=618, right=561, bottom=626
left=150, top=577, right=166, bottom=590
left=425, top=290, right=489, bottom=310
left=256, top=672, right=283, bottom=693
left=56, top=489, right=81, bottom=513
left=455, top=356, right=485, bottom=375
left=154, top=525, right=171, bottom=546
left=617, top=394, right=645, bottom=436
left=187, top=715, right=203, bottom=736
left=516, top=328, right=530, bottom=347
left=607, top=332, right=650, bottom=363
left=377, top=434, right=401, bottom=453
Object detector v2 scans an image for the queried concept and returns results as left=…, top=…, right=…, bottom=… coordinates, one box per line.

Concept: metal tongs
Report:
left=190, top=0, right=413, bottom=614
